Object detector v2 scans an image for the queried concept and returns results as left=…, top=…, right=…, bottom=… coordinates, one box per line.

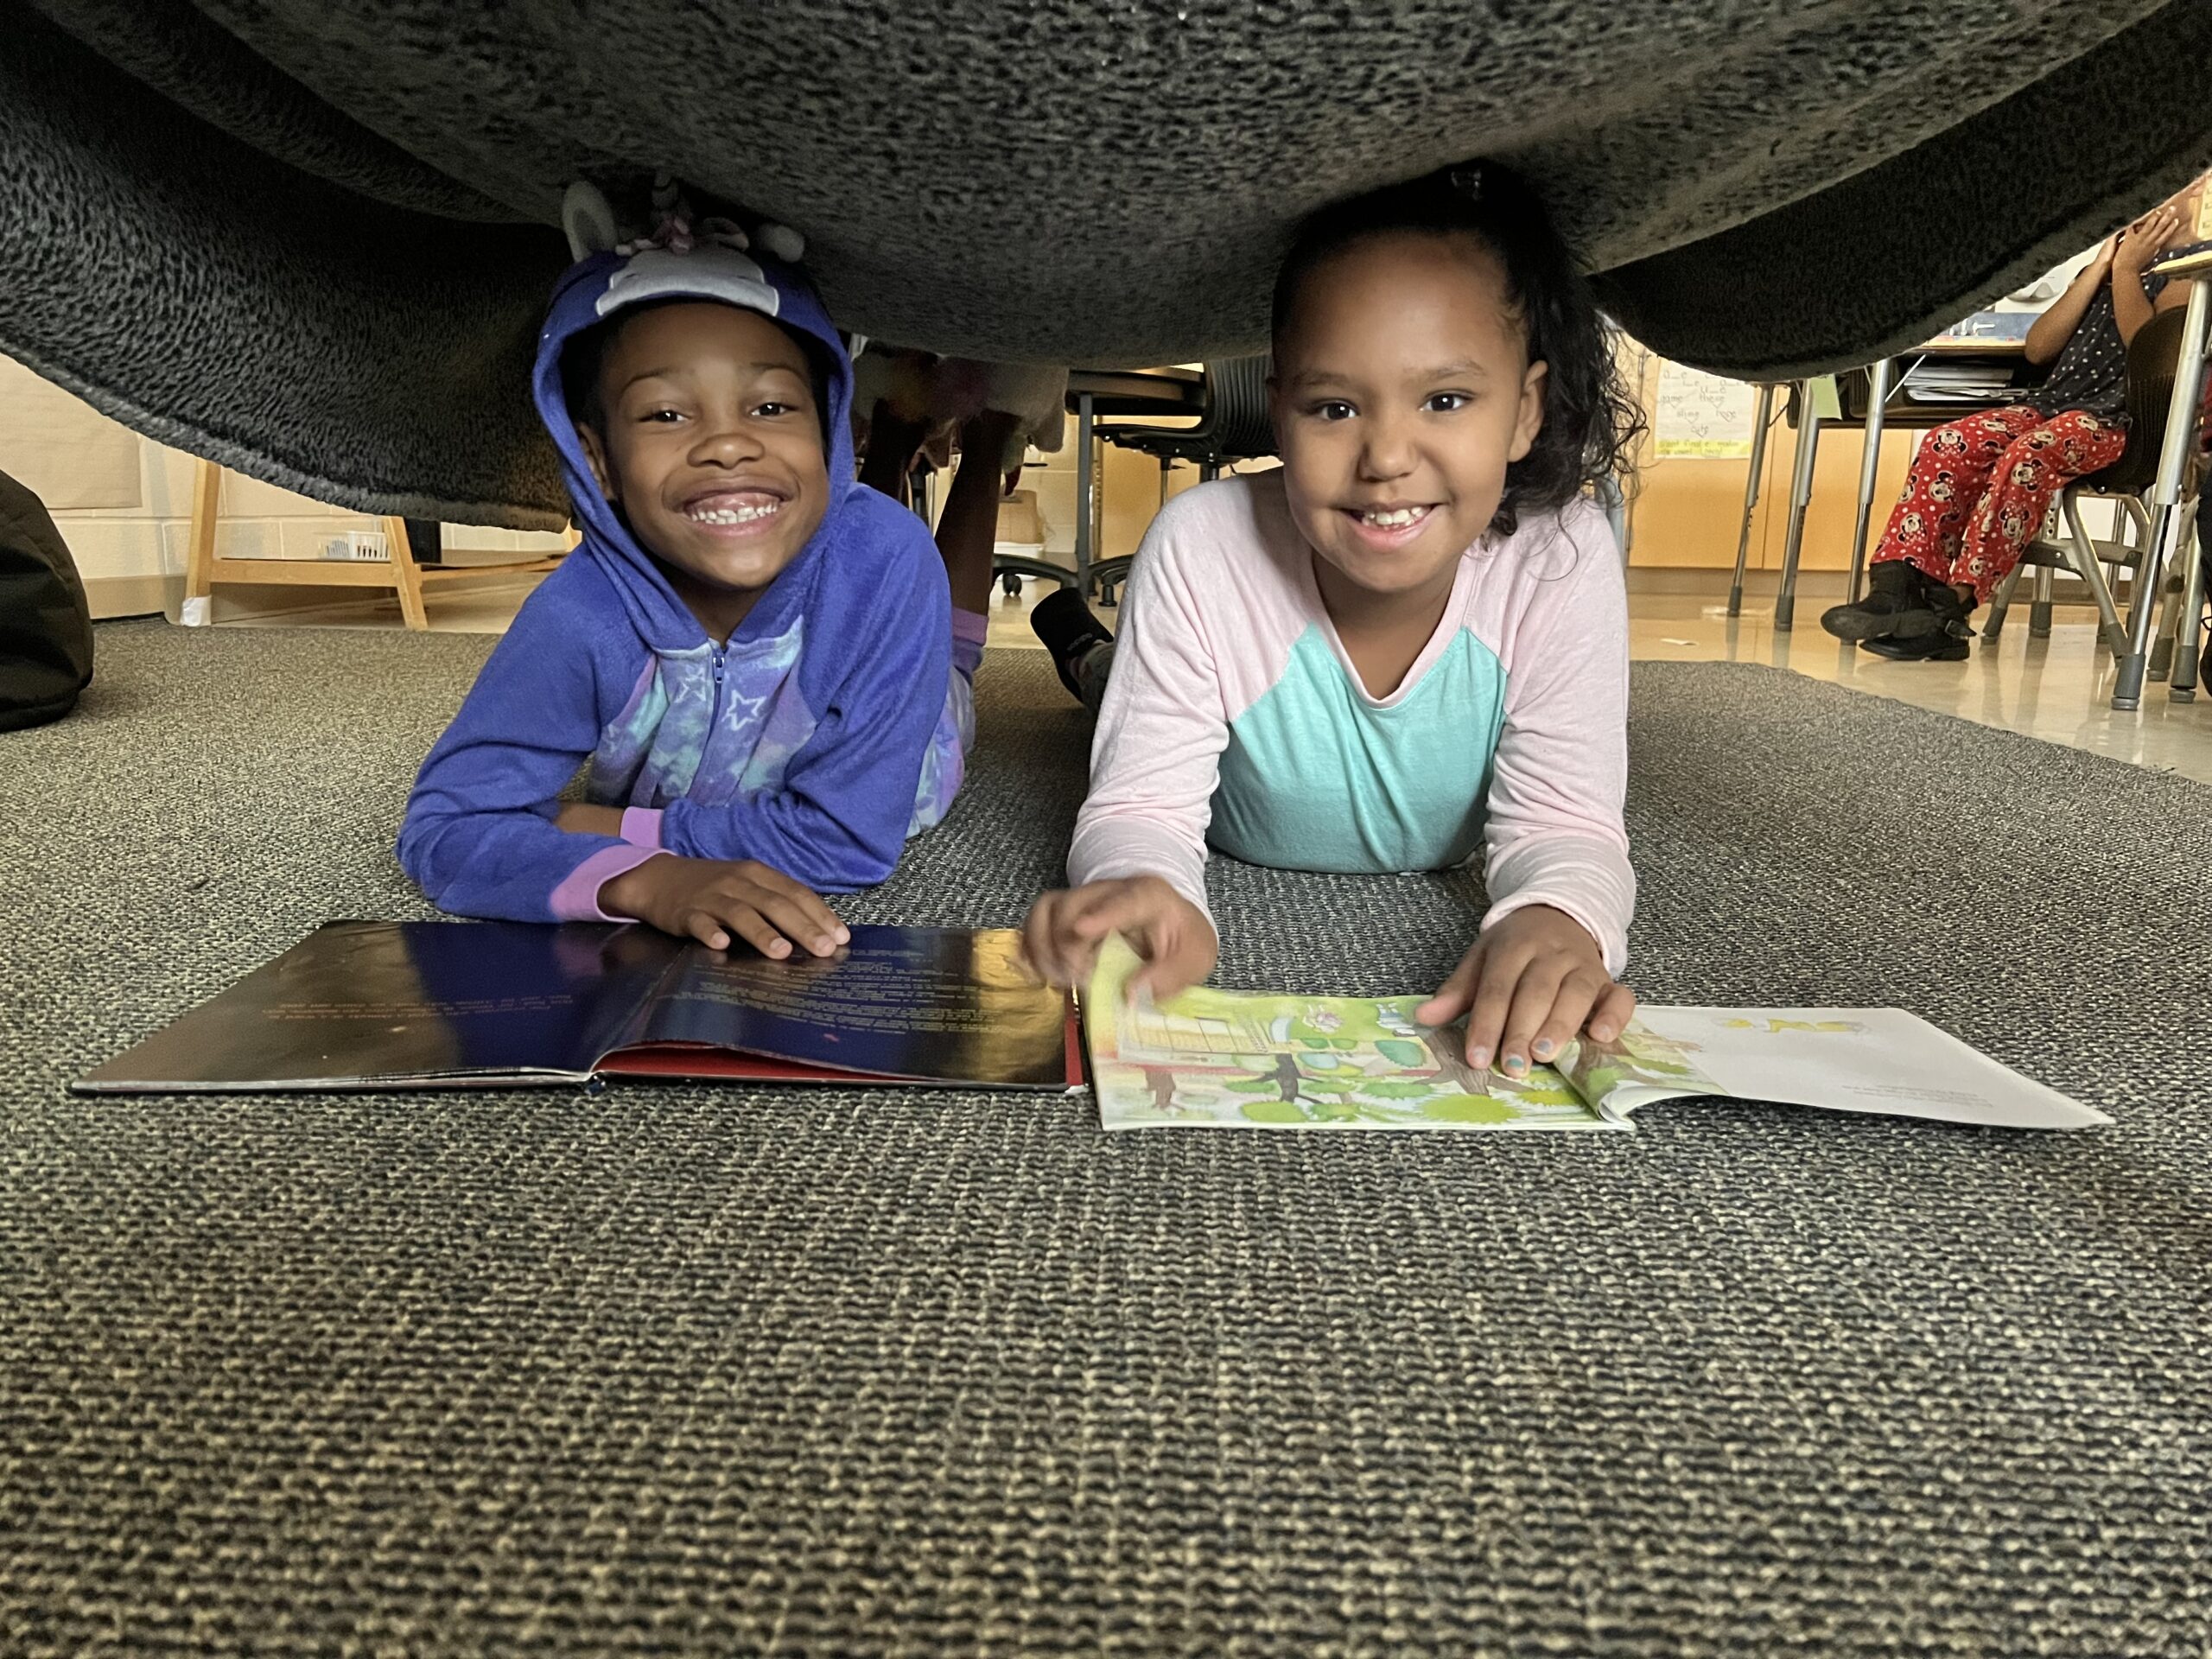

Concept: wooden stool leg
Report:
left=384, top=516, right=429, bottom=630
left=182, top=458, right=223, bottom=626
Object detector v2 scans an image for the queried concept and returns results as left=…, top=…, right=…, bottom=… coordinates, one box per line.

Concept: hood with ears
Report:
left=532, top=189, right=861, bottom=653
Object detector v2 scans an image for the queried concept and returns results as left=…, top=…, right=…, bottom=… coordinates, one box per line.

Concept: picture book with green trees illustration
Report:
left=1082, top=937, right=2105, bottom=1133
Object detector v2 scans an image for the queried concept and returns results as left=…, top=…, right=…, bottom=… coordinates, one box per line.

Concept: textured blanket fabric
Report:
left=2, top=622, right=2209, bottom=1654
left=3, top=2, right=2212, bottom=526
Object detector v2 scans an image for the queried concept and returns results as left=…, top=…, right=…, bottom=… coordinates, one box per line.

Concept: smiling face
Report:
left=575, top=301, right=830, bottom=635
left=1271, top=232, right=1547, bottom=607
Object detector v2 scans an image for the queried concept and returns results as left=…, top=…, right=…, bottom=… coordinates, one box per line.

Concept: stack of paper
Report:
left=1898, top=361, right=2022, bottom=406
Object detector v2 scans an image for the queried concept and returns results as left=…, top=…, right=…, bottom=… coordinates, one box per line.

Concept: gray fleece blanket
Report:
left=3, top=0, right=2209, bottom=527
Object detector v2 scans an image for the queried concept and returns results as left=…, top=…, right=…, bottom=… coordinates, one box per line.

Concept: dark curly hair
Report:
left=1271, top=162, right=1643, bottom=539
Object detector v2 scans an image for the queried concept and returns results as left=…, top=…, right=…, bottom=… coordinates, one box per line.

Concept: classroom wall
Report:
left=1619, top=381, right=1922, bottom=579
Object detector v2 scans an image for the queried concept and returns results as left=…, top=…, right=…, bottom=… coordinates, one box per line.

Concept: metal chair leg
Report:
left=2061, top=487, right=2133, bottom=657
left=1846, top=359, right=1891, bottom=605
left=1728, top=383, right=1776, bottom=618
left=992, top=555, right=1077, bottom=591
left=2029, top=562, right=2056, bottom=637
left=1984, top=563, right=2024, bottom=639
left=2170, top=509, right=2204, bottom=701
left=1074, top=391, right=1096, bottom=596
left=2114, top=279, right=2211, bottom=710
left=1774, top=382, right=1821, bottom=632
left=2150, top=554, right=2188, bottom=678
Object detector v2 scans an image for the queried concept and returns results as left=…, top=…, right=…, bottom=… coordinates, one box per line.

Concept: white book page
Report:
left=1577, top=1008, right=2108, bottom=1130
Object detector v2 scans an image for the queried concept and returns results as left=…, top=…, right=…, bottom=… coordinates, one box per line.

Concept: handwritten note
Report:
left=1653, top=361, right=1758, bottom=459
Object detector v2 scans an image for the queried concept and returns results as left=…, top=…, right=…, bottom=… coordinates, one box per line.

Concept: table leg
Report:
left=1846, top=358, right=1891, bottom=605
left=384, top=517, right=429, bottom=631
left=2113, top=280, right=2209, bottom=710
left=1727, top=384, right=1776, bottom=618
left=1074, top=391, right=1096, bottom=596
left=2168, top=508, right=2204, bottom=700
left=181, top=457, right=223, bottom=626
left=1775, top=382, right=1822, bottom=632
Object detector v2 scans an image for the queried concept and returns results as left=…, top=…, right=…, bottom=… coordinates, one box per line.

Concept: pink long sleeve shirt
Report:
left=1068, top=472, right=1636, bottom=973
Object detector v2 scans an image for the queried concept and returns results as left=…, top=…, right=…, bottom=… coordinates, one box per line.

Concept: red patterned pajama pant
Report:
left=1871, top=407, right=2127, bottom=603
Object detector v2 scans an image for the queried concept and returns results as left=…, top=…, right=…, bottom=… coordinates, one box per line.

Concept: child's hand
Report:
left=1021, top=876, right=1217, bottom=998
left=1415, top=905, right=1636, bottom=1077
left=2115, top=206, right=2183, bottom=275
left=601, top=855, right=849, bottom=958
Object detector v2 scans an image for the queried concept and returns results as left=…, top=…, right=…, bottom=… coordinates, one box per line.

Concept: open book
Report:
left=1082, top=937, right=2104, bottom=1132
left=78, top=920, right=1081, bottom=1094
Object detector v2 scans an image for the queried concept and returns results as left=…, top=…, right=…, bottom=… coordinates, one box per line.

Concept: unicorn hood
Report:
left=531, top=194, right=860, bottom=653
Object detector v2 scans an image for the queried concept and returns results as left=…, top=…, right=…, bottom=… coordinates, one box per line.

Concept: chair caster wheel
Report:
left=1001, top=572, right=1023, bottom=597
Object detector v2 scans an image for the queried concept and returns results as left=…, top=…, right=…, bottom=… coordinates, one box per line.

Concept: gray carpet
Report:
left=3, top=620, right=2210, bottom=1656
left=8, top=0, right=2212, bottom=524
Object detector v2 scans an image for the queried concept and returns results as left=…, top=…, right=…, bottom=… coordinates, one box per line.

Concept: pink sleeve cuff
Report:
left=620, top=807, right=664, bottom=849
left=550, top=843, right=663, bottom=922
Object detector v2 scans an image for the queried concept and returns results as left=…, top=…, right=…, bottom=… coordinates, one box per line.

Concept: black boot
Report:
left=1859, top=620, right=1972, bottom=661
left=1030, top=585, right=1116, bottom=704
left=1821, top=562, right=1963, bottom=643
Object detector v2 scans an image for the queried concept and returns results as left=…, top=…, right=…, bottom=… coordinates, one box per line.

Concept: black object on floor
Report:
left=1822, top=560, right=1967, bottom=644
left=3, top=624, right=2210, bottom=1656
left=1028, top=584, right=1115, bottom=703
left=1861, top=630, right=1973, bottom=662
left=0, top=467, right=92, bottom=730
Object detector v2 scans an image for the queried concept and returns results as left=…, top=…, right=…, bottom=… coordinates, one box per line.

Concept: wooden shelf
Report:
left=184, top=457, right=565, bottom=629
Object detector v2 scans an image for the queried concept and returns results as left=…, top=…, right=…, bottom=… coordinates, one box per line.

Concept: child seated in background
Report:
left=1821, top=175, right=2206, bottom=660
left=1023, top=163, right=1643, bottom=1081
left=398, top=190, right=976, bottom=957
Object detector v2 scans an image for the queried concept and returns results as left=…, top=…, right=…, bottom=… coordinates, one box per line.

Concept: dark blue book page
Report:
left=78, top=920, right=682, bottom=1091
left=632, top=925, right=1071, bottom=1088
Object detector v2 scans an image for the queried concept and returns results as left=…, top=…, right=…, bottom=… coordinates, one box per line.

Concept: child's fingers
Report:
left=743, top=889, right=843, bottom=957
left=1128, top=931, right=1211, bottom=1002
left=1065, top=882, right=1170, bottom=942
left=1587, top=981, right=1639, bottom=1044
left=1414, top=944, right=1484, bottom=1028
left=742, top=868, right=851, bottom=945
left=1528, top=969, right=1611, bottom=1068
left=680, top=911, right=735, bottom=953
left=1462, top=939, right=1535, bottom=1070
left=694, top=900, right=792, bottom=961
left=1496, top=960, right=1570, bottom=1077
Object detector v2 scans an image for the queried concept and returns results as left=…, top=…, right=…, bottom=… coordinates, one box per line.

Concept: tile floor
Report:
left=215, top=569, right=2212, bottom=785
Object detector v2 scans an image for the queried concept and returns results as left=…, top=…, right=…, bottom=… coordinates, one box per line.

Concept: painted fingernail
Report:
left=1469, top=1047, right=1491, bottom=1068
left=1533, top=1039, right=1556, bottom=1059
left=1503, top=1054, right=1527, bottom=1076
